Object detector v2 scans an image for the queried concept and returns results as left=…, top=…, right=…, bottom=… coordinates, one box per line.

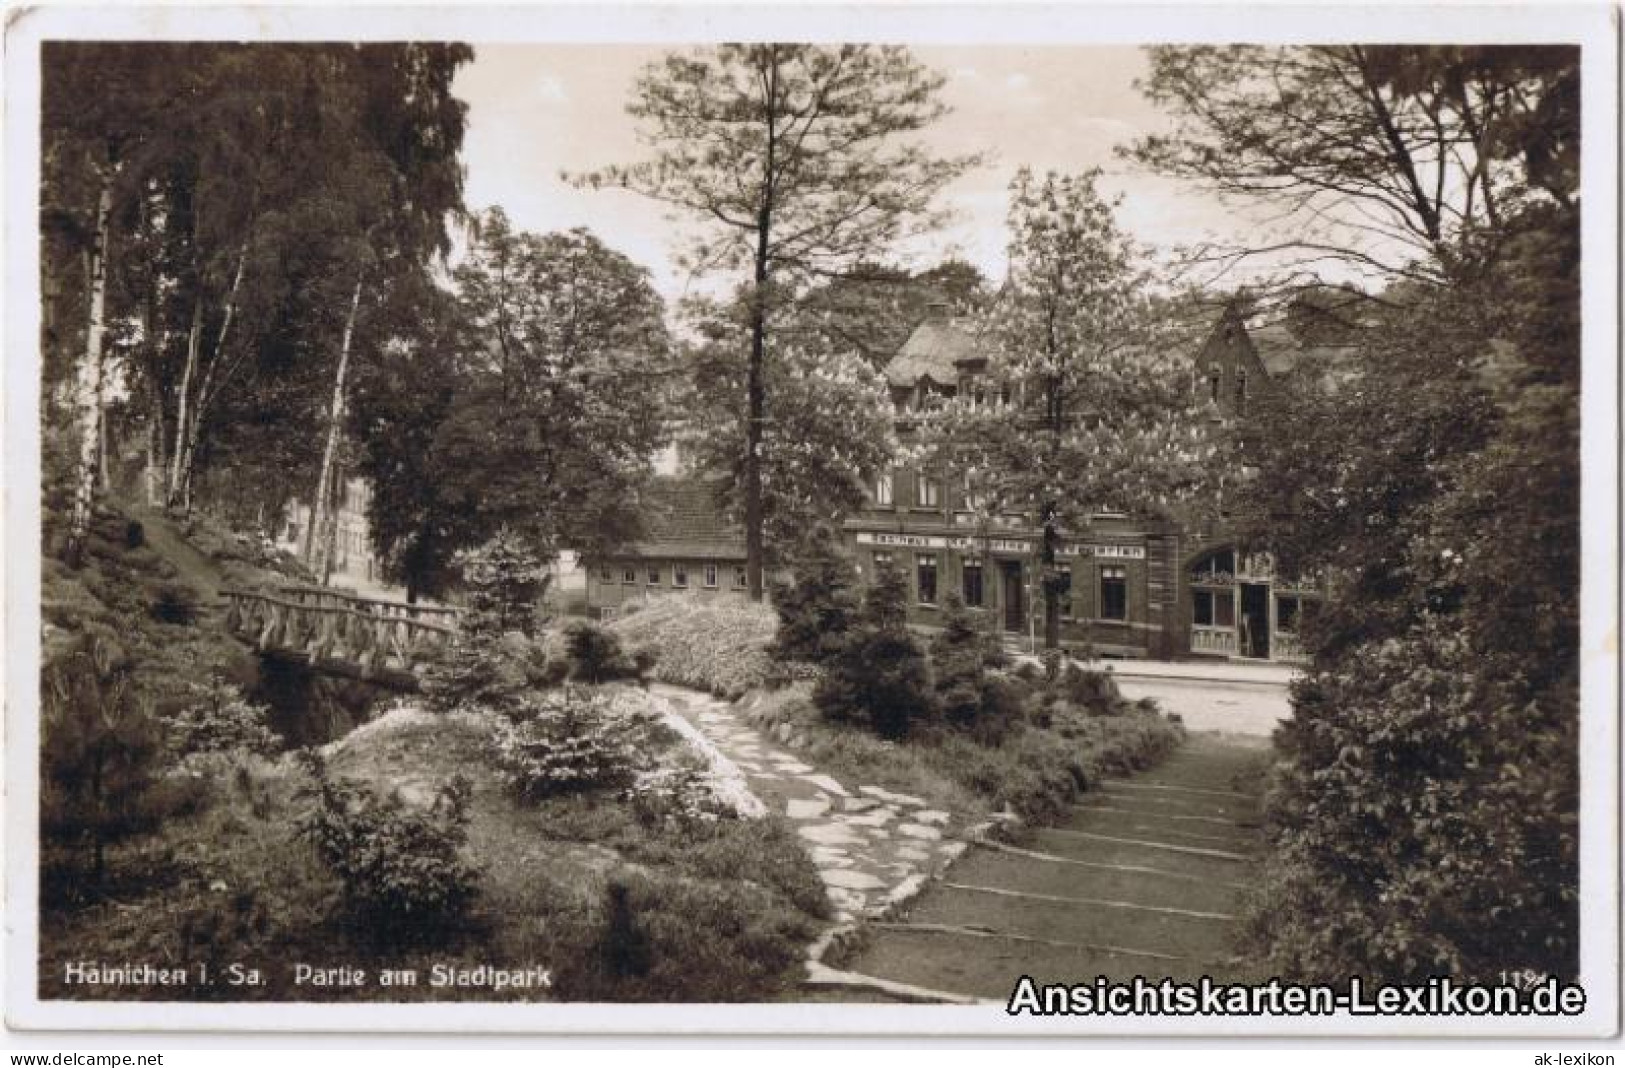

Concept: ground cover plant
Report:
left=608, top=598, right=779, bottom=698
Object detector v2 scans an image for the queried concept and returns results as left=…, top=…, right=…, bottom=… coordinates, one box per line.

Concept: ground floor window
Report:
left=647, top=566, right=661, bottom=586
left=1193, top=587, right=1235, bottom=627
left=704, top=563, right=718, bottom=588
left=1057, top=563, right=1073, bottom=618
left=1277, top=594, right=1300, bottom=632
left=916, top=554, right=938, bottom=604
left=672, top=563, right=688, bottom=589
left=733, top=565, right=747, bottom=588
left=1100, top=566, right=1127, bottom=621
left=962, top=558, right=984, bottom=607
left=872, top=550, right=894, bottom=574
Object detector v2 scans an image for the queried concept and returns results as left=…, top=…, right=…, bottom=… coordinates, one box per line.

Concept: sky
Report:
left=450, top=44, right=1252, bottom=301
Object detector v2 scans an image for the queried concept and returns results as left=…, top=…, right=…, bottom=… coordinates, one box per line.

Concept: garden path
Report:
left=649, top=683, right=969, bottom=923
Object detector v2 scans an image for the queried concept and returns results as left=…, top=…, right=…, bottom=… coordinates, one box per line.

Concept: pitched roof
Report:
left=884, top=316, right=985, bottom=388
left=1249, top=322, right=1359, bottom=378
left=618, top=477, right=745, bottom=561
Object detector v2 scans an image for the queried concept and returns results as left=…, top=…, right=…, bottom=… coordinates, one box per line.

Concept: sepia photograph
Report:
left=4, top=3, right=1618, bottom=1038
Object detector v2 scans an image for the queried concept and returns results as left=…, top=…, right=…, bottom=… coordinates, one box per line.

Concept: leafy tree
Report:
left=1125, top=45, right=1579, bottom=293
left=915, top=169, right=1219, bottom=651
left=680, top=296, right=895, bottom=557
left=575, top=45, right=976, bottom=600
left=439, top=210, right=671, bottom=562
left=814, top=565, right=936, bottom=739
left=1132, top=45, right=1582, bottom=982
left=349, top=277, right=469, bottom=601
left=39, top=43, right=473, bottom=551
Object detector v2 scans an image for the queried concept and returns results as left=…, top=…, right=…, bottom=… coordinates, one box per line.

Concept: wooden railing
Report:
left=223, top=585, right=460, bottom=682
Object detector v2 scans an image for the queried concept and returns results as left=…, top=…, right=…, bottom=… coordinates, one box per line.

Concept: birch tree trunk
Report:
left=167, top=298, right=202, bottom=508
left=167, top=244, right=246, bottom=511
left=64, top=175, right=114, bottom=566
left=305, top=272, right=365, bottom=579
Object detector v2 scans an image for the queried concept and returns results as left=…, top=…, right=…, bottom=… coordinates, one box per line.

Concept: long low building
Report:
left=583, top=477, right=762, bottom=618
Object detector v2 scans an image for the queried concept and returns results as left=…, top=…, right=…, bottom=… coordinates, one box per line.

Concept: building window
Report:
left=1208, top=368, right=1222, bottom=403
left=622, top=567, right=637, bottom=585
left=917, top=473, right=940, bottom=508
left=704, top=563, right=718, bottom=588
left=872, top=551, right=894, bottom=574
left=1277, top=595, right=1300, bottom=633
left=1235, top=371, right=1248, bottom=414
left=962, top=558, right=984, bottom=608
left=672, top=564, right=688, bottom=589
left=733, top=565, right=748, bottom=589
left=1193, top=588, right=1234, bottom=627
left=1057, top=564, right=1073, bottom=618
left=647, top=566, right=661, bottom=586
left=875, top=471, right=893, bottom=506
left=1100, top=566, right=1127, bottom=621
left=600, top=567, right=614, bottom=584
left=916, top=554, right=938, bottom=605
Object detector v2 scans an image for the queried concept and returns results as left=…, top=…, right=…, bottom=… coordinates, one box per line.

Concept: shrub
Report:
left=167, top=675, right=282, bottom=762
left=625, top=756, right=733, bottom=830
left=1247, top=619, right=1577, bottom=984
left=554, top=868, right=816, bottom=1002
left=458, top=529, right=550, bottom=639
left=295, top=750, right=479, bottom=943
left=560, top=620, right=641, bottom=684
left=150, top=580, right=200, bottom=625
left=768, top=536, right=860, bottom=665
left=40, top=631, right=171, bottom=891
left=422, top=629, right=551, bottom=715
left=608, top=598, right=778, bottom=699
left=930, top=594, right=1014, bottom=736
left=489, top=687, right=639, bottom=802
left=1049, top=661, right=1127, bottom=715
left=814, top=566, right=936, bottom=739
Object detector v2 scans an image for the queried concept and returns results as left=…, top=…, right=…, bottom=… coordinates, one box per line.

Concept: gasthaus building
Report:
left=843, top=302, right=1325, bottom=664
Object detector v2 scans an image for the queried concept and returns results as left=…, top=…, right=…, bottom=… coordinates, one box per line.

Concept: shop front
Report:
left=849, top=527, right=1172, bottom=657
left=1186, top=546, right=1318, bottom=663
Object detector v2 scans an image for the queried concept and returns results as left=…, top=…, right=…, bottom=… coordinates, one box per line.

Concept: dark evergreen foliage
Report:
left=813, top=566, right=937, bottom=739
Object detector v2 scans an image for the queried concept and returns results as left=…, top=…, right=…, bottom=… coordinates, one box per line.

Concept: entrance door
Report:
left=1239, top=582, right=1271, bottom=659
left=999, top=561, right=1024, bottom=633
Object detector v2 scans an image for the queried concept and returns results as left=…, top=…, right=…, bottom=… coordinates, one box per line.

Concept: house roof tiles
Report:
left=616, top=478, right=745, bottom=562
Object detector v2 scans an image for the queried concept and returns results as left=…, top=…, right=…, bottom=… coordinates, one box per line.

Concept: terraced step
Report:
left=831, top=733, right=1271, bottom=1000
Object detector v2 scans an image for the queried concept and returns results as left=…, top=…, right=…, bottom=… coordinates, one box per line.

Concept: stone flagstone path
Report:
left=649, top=683, right=968, bottom=922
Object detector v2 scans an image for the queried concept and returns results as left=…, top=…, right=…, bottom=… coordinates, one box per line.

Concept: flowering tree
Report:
left=915, top=169, right=1219, bottom=651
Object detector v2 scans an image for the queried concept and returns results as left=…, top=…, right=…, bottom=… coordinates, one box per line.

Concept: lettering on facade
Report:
left=856, top=531, right=1146, bottom=560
